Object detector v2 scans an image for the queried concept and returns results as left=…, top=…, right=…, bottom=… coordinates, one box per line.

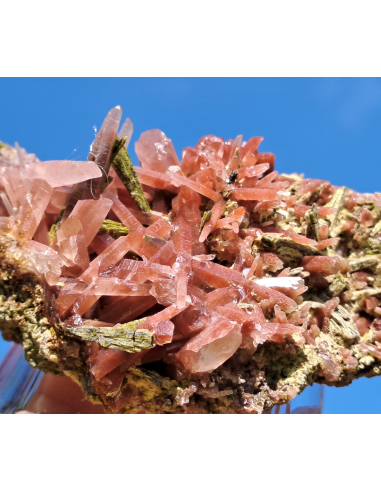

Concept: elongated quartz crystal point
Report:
left=118, top=117, right=133, bottom=149
left=2, top=111, right=381, bottom=414
left=68, top=198, right=112, bottom=246
left=89, top=106, right=123, bottom=168
left=26, top=160, right=102, bottom=188
left=88, top=105, right=123, bottom=198
left=65, top=106, right=123, bottom=214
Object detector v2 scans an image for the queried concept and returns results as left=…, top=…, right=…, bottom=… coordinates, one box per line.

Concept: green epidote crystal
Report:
left=48, top=209, right=65, bottom=245
left=253, top=234, right=321, bottom=268
left=326, top=273, right=349, bottom=297
left=65, top=318, right=153, bottom=352
left=326, top=187, right=347, bottom=237
left=305, top=203, right=320, bottom=242
left=98, top=219, right=129, bottom=239
left=329, top=305, right=360, bottom=341
left=111, top=136, right=151, bottom=213
left=349, top=255, right=380, bottom=273
left=143, top=235, right=167, bottom=248
left=48, top=223, right=59, bottom=245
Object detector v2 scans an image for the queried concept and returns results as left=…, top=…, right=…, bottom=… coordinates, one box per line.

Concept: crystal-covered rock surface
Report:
left=2, top=106, right=381, bottom=414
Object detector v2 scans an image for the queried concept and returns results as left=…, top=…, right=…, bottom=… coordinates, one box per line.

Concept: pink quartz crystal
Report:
left=155, top=320, right=175, bottom=345
left=103, top=188, right=142, bottom=231
left=177, top=316, right=242, bottom=373
left=135, top=129, right=180, bottom=173
left=301, top=256, right=349, bottom=275
left=99, top=296, right=157, bottom=324
left=68, top=198, right=112, bottom=246
left=90, top=347, right=130, bottom=380
left=232, top=188, right=278, bottom=201
left=27, top=160, right=102, bottom=188
left=168, top=172, right=222, bottom=202
left=199, top=199, right=226, bottom=243
left=11, top=178, right=53, bottom=243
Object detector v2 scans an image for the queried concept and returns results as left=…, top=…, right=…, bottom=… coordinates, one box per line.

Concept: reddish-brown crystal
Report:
left=231, top=188, right=278, bottom=201
left=301, top=256, right=349, bottom=275
left=155, top=320, right=175, bottom=345
left=90, top=348, right=130, bottom=381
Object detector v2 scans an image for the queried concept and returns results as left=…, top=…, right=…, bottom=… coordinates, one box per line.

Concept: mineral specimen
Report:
left=2, top=107, right=381, bottom=414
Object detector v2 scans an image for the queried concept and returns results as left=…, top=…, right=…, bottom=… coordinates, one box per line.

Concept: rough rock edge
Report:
left=1, top=234, right=381, bottom=414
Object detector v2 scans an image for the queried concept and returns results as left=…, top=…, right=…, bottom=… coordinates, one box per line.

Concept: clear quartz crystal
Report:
left=118, top=117, right=133, bottom=149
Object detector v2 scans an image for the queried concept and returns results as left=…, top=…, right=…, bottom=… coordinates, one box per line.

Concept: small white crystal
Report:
left=254, top=276, right=304, bottom=290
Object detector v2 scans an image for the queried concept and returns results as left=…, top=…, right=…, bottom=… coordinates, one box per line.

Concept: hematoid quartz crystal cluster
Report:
left=1, top=105, right=381, bottom=413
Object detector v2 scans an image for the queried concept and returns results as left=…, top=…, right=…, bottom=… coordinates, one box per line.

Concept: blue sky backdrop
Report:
left=1, top=78, right=381, bottom=413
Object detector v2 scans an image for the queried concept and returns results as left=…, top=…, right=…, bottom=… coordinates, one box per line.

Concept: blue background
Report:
left=1, top=77, right=381, bottom=413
